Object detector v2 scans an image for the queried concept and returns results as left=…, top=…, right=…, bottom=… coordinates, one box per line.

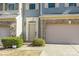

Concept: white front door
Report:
left=28, top=21, right=36, bottom=41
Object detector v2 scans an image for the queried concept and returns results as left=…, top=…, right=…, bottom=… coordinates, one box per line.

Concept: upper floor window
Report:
left=69, top=3, right=76, bottom=7
left=48, top=3, right=55, bottom=8
left=5, top=3, right=19, bottom=11
left=8, top=4, right=15, bottom=10
left=0, top=3, right=3, bottom=11
left=29, top=4, right=35, bottom=9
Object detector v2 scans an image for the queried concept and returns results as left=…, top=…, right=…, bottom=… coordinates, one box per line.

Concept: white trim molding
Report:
left=65, top=3, right=69, bottom=7
left=26, top=4, right=29, bottom=10
left=55, top=3, right=59, bottom=8
left=44, top=3, right=48, bottom=8
left=36, top=3, right=39, bottom=9
left=77, top=3, right=79, bottom=7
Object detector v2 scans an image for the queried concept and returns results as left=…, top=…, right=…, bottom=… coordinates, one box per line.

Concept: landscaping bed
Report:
left=0, top=49, right=41, bottom=56
left=0, top=38, right=45, bottom=56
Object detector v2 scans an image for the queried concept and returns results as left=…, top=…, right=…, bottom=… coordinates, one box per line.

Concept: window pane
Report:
left=15, top=3, right=19, bottom=10
left=8, top=4, right=15, bottom=10
left=5, top=3, right=8, bottom=11
left=69, top=3, right=76, bottom=7
left=0, top=3, right=3, bottom=11
left=29, top=4, right=35, bottom=9
left=48, top=3, right=55, bottom=8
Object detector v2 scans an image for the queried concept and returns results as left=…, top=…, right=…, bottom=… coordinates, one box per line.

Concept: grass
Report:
left=0, top=49, right=41, bottom=56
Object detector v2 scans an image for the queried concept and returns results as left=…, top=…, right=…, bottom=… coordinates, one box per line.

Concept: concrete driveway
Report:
left=18, top=44, right=79, bottom=56
left=44, top=44, right=79, bottom=56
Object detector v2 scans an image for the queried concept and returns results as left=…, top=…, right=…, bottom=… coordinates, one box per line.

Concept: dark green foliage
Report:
left=32, top=38, right=45, bottom=46
left=20, top=34, right=26, bottom=42
left=1, top=37, right=23, bottom=48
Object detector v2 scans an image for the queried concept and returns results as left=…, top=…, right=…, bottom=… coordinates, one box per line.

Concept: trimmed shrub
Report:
left=20, top=34, right=25, bottom=42
left=1, top=37, right=23, bottom=48
left=32, top=38, right=45, bottom=46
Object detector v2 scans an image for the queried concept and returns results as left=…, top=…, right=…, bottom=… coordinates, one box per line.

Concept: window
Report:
left=4, top=3, right=18, bottom=11
left=7, top=3, right=18, bottom=10
left=0, top=3, right=3, bottom=11
left=48, top=3, right=55, bottom=8
left=69, top=3, right=76, bottom=7
left=8, top=4, right=15, bottom=10
left=29, top=4, right=35, bottom=9
left=15, top=3, right=19, bottom=10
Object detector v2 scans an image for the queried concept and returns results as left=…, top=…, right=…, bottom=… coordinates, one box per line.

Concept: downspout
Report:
left=38, top=3, right=42, bottom=38
left=38, top=3, right=40, bottom=38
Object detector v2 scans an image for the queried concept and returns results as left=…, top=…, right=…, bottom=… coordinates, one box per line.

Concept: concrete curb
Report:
left=40, top=50, right=48, bottom=56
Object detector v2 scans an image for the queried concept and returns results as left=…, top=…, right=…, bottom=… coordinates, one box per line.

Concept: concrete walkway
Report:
left=18, top=44, right=79, bottom=56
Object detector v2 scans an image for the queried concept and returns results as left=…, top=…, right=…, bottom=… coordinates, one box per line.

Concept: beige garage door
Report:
left=46, top=19, right=79, bottom=44
left=0, top=27, right=10, bottom=37
left=46, top=25, right=79, bottom=44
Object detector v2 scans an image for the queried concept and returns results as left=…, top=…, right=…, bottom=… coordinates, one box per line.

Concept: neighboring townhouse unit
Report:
left=17, top=3, right=79, bottom=44
left=0, top=3, right=19, bottom=37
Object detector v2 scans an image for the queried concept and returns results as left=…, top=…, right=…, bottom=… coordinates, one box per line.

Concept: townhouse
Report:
left=18, top=3, right=79, bottom=44
left=0, top=3, right=19, bottom=37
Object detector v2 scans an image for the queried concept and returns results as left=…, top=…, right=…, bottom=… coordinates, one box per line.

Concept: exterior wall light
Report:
left=68, top=20, right=71, bottom=24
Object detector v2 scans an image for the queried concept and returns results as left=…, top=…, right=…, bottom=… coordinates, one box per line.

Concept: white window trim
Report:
left=64, top=3, right=69, bottom=7
left=35, top=3, right=39, bottom=10
left=77, top=3, right=79, bottom=7
left=55, top=3, right=59, bottom=8
left=45, top=3, right=48, bottom=8
left=26, top=4, right=29, bottom=10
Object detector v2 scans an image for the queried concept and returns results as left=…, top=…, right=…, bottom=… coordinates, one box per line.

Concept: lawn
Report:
left=0, top=49, right=41, bottom=56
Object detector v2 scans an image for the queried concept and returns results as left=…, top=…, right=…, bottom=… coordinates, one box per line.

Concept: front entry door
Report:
left=28, top=21, right=36, bottom=41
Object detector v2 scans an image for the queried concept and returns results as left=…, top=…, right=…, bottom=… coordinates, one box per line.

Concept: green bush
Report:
left=1, top=37, right=23, bottom=48
left=32, top=38, right=45, bottom=46
left=20, top=34, right=25, bottom=42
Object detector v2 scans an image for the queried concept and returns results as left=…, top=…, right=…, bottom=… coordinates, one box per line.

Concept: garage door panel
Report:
left=0, top=27, right=10, bottom=37
left=46, top=25, right=79, bottom=44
